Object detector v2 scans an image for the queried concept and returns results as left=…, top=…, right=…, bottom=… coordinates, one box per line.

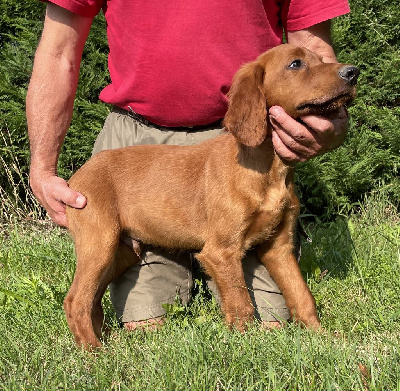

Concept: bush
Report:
left=0, top=0, right=399, bottom=220
left=0, top=1, right=109, bottom=192
left=296, top=0, right=400, bottom=217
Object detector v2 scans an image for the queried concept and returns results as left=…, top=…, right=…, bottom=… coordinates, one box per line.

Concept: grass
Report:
left=0, top=190, right=399, bottom=390
left=0, top=129, right=43, bottom=222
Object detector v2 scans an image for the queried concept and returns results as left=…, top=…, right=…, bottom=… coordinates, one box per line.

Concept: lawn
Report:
left=0, top=0, right=399, bottom=388
left=0, top=192, right=399, bottom=390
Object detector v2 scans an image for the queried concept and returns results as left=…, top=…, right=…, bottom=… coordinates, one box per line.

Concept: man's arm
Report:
left=270, top=20, right=349, bottom=162
left=27, top=3, right=93, bottom=226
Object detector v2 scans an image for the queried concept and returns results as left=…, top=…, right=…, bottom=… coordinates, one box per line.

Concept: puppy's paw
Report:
left=225, top=305, right=254, bottom=332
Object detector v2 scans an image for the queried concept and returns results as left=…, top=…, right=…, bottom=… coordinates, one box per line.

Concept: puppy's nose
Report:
left=338, top=65, right=360, bottom=85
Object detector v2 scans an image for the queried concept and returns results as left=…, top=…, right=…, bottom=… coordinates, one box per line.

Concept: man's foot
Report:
left=261, top=320, right=283, bottom=330
left=124, top=317, right=165, bottom=331
left=124, top=318, right=282, bottom=331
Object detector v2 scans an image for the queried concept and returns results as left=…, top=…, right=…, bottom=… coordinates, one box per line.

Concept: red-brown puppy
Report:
left=65, top=44, right=359, bottom=348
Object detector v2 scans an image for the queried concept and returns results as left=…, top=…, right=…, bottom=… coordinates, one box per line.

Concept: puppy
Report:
left=64, top=44, right=359, bottom=348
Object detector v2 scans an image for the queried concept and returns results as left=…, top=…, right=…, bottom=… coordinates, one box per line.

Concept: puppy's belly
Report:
left=123, top=214, right=205, bottom=251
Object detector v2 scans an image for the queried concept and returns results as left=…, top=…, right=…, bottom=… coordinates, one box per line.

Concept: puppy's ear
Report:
left=224, top=62, right=267, bottom=147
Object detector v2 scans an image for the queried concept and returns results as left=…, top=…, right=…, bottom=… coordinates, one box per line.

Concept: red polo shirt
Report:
left=42, top=0, right=350, bottom=126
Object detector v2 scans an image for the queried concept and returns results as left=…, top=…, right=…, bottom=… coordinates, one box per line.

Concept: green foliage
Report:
left=0, top=0, right=109, bottom=191
left=297, top=0, right=400, bottom=217
left=0, top=0, right=399, bottom=219
left=0, top=2, right=44, bottom=199
left=301, top=189, right=400, bottom=334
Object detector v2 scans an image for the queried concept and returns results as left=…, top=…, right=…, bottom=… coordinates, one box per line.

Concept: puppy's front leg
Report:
left=257, top=236, right=320, bottom=329
left=196, top=243, right=254, bottom=330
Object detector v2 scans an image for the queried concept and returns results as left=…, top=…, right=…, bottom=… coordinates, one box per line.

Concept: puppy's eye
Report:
left=288, top=59, right=303, bottom=69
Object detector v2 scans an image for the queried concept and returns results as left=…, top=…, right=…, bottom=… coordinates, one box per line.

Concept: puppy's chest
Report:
left=244, top=186, right=296, bottom=247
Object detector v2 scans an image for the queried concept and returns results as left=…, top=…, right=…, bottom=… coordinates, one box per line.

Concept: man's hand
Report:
left=29, top=170, right=86, bottom=227
left=26, top=4, right=93, bottom=227
left=269, top=106, right=349, bottom=163
left=277, top=20, right=350, bottom=162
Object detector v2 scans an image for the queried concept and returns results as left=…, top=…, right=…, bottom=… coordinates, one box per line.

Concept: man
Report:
left=27, top=0, right=350, bottom=330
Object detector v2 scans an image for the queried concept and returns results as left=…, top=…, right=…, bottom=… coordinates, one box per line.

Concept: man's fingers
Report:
left=270, top=116, right=321, bottom=156
left=301, top=107, right=349, bottom=151
left=52, top=185, right=86, bottom=209
left=269, top=106, right=321, bottom=161
left=49, top=206, right=68, bottom=227
left=298, top=114, right=333, bottom=135
left=271, top=132, right=307, bottom=163
left=45, top=176, right=86, bottom=209
left=269, top=106, right=350, bottom=162
left=301, top=107, right=348, bottom=133
left=269, top=107, right=308, bottom=142
left=29, top=173, right=86, bottom=227
left=48, top=179, right=86, bottom=227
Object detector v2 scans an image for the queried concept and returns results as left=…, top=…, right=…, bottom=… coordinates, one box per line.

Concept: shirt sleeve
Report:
left=281, top=0, right=350, bottom=31
left=39, top=0, right=103, bottom=17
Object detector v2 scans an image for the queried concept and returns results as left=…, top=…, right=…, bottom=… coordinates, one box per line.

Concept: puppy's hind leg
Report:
left=91, top=240, right=142, bottom=341
left=64, top=216, right=121, bottom=349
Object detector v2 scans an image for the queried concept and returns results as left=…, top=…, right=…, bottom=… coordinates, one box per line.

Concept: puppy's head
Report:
left=224, top=44, right=359, bottom=147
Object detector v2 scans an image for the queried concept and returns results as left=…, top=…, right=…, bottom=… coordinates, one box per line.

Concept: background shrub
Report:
left=296, top=0, right=399, bottom=217
left=0, top=0, right=399, bottom=220
left=0, top=0, right=109, bottom=192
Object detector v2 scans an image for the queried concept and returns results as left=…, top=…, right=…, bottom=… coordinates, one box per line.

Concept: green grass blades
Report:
left=0, top=193, right=399, bottom=390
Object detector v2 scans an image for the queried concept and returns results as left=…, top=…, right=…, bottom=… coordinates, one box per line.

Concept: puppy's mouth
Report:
left=296, top=90, right=355, bottom=115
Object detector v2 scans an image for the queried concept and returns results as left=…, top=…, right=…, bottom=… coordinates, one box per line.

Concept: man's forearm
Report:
left=27, top=3, right=93, bottom=175
left=26, top=4, right=93, bottom=226
left=27, top=51, right=79, bottom=175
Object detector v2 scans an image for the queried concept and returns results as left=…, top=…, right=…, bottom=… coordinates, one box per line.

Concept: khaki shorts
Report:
left=92, top=107, right=292, bottom=323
